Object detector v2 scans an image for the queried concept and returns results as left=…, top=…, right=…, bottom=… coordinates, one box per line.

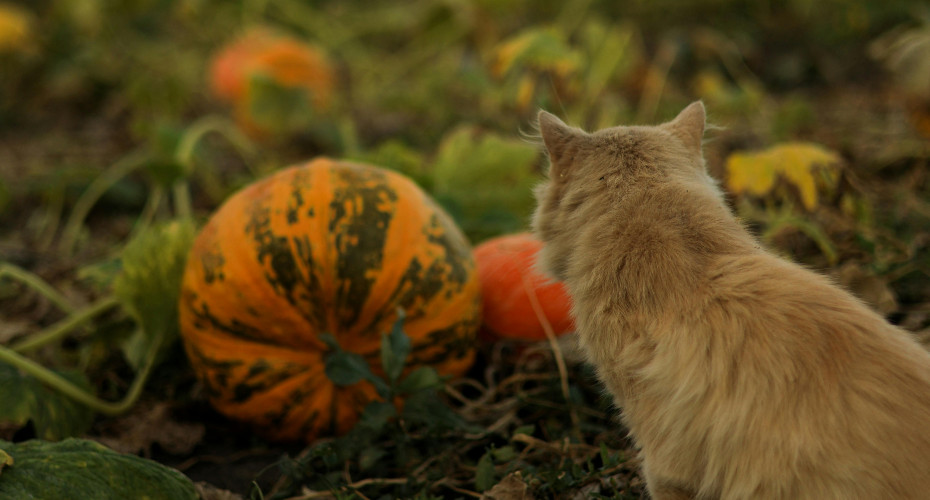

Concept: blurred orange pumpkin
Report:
left=474, top=233, right=574, bottom=341
left=208, top=28, right=334, bottom=136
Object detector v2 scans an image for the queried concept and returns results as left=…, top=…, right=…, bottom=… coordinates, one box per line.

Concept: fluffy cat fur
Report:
left=532, top=102, right=930, bottom=499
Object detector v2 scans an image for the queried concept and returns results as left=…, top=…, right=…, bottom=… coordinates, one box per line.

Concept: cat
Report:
left=531, top=101, right=930, bottom=499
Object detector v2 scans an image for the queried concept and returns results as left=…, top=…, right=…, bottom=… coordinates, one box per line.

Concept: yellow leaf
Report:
left=492, top=31, right=536, bottom=77
left=0, top=2, right=33, bottom=52
left=694, top=70, right=727, bottom=101
left=491, top=28, right=579, bottom=78
left=725, top=151, right=777, bottom=197
left=775, top=143, right=840, bottom=210
left=515, top=74, right=535, bottom=111
left=725, top=142, right=840, bottom=210
left=0, top=448, right=12, bottom=473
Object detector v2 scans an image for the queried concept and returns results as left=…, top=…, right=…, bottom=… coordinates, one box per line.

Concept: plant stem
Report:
left=0, top=262, right=75, bottom=315
left=172, top=180, right=193, bottom=221
left=37, top=184, right=65, bottom=252
left=175, top=114, right=256, bottom=175
left=59, top=149, right=153, bottom=256
left=521, top=272, right=583, bottom=443
left=129, top=183, right=165, bottom=242
left=10, top=296, right=121, bottom=353
left=0, top=332, right=160, bottom=416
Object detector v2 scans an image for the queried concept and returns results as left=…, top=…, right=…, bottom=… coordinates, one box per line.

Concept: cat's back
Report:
left=695, top=252, right=930, bottom=498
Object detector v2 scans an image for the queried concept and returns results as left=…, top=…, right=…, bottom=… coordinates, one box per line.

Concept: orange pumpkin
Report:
left=178, top=158, right=481, bottom=442
left=474, top=233, right=574, bottom=341
left=207, top=28, right=334, bottom=135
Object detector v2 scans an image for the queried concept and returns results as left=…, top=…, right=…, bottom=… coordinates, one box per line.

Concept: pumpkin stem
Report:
left=10, top=296, right=121, bottom=353
left=0, top=262, right=75, bottom=315
left=0, top=331, right=158, bottom=416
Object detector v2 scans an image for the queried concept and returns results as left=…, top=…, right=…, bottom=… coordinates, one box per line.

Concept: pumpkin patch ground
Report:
left=3, top=1, right=930, bottom=499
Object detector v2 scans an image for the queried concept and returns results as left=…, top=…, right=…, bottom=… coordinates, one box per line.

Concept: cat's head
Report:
left=531, top=101, right=720, bottom=281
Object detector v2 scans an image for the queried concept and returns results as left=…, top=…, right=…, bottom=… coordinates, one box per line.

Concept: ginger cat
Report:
left=532, top=102, right=930, bottom=499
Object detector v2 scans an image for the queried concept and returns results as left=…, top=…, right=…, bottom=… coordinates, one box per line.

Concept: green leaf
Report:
left=475, top=450, right=496, bottom=492
left=513, top=424, right=535, bottom=436
left=356, top=401, right=396, bottom=434
left=0, top=449, right=11, bottom=475
left=318, top=333, right=339, bottom=351
left=113, top=219, right=195, bottom=371
left=579, top=21, right=639, bottom=99
left=432, top=126, right=540, bottom=240
left=0, top=363, right=31, bottom=429
left=396, top=366, right=442, bottom=394
left=144, top=122, right=187, bottom=186
left=491, top=445, right=516, bottom=462
left=320, top=334, right=391, bottom=397
left=381, top=311, right=411, bottom=384
left=599, top=442, right=611, bottom=466
left=0, top=438, right=198, bottom=499
left=348, top=140, right=429, bottom=189
left=0, top=363, right=94, bottom=440
left=358, top=446, right=387, bottom=472
left=247, top=73, right=317, bottom=134
left=324, top=349, right=375, bottom=387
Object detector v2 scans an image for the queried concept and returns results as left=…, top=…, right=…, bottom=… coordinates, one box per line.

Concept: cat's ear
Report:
left=538, top=111, right=585, bottom=178
left=665, top=101, right=705, bottom=156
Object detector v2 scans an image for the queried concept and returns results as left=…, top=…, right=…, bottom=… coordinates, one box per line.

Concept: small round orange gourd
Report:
left=208, top=28, right=334, bottom=135
left=474, top=233, right=574, bottom=341
left=179, top=158, right=481, bottom=442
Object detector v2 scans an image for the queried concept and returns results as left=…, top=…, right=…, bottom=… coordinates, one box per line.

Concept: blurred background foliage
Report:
left=1, top=0, right=930, bottom=496
left=2, top=0, right=927, bottom=288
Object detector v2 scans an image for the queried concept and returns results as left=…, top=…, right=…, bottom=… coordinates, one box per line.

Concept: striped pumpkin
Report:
left=178, top=158, right=481, bottom=442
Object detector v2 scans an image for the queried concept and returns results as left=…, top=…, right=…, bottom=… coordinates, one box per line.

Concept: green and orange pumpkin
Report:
left=178, top=158, right=481, bottom=442
left=208, top=28, right=334, bottom=137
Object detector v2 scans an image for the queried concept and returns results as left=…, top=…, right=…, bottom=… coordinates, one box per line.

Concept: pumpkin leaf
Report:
left=725, top=142, right=841, bottom=210
left=0, top=362, right=31, bottom=431
left=324, top=349, right=374, bottom=387
left=320, top=333, right=391, bottom=396
left=113, top=219, right=195, bottom=371
left=432, top=126, right=540, bottom=240
left=396, top=366, right=443, bottom=395
left=381, top=311, right=411, bottom=384
left=0, top=362, right=95, bottom=441
left=356, top=401, right=396, bottom=434
left=0, top=438, right=198, bottom=499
